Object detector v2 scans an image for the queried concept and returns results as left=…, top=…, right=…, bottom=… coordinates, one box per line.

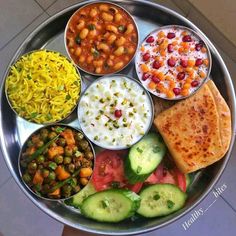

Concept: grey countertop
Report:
left=0, top=0, right=235, bottom=236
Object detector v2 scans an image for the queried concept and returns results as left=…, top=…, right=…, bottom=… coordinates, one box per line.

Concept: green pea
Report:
left=76, top=132, right=84, bottom=141
left=64, top=146, right=73, bottom=156
left=68, top=163, right=75, bottom=173
left=28, top=162, right=37, bottom=171
left=54, top=155, right=63, bottom=164
left=58, top=138, right=66, bottom=147
left=73, top=185, right=81, bottom=193
left=48, top=131, right=57, bottom=140
left=48, top=162, right=57, bottom=170
left=34, top=183, right=42, bottom=192
left=42, top=169, right=50, bottom=178
left=85, top=151, right=94, bottom=160
left=36, top=155, right=45, bottom=164
left=64, top=157, right=72, bottom=165
left=72, top=145, right=78, bottom=153
left=22, top=173, right=32, bottom=183
left=48, top=171, right=56, bottom=180
left=80, top=140, right=89, bottom=150
left=62, top=184, right=72, bottom=194
left=40, top=128, right=49, bottom=141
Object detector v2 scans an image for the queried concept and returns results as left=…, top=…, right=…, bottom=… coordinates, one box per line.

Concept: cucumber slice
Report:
left=186, top=173, right=194, bottom=192
left=125, top=133, right=166, bottom=184
left=65, top=182, right=96, bottom=208
left=137, top=184, right=187, bottom=217
left=81, top=189, right=140, bottom=222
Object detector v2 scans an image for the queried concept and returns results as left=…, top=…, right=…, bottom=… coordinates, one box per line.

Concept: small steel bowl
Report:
left=18, top=123, right=95, bottom=201
left=135, top=25, right=212, bottom=101
left=77, top=74, right=154, bottom=150
left=64, top=1, right=139, bottom=76
left=4, top=49, right=82, bottom=125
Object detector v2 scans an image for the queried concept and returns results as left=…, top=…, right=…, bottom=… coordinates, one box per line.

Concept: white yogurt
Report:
left=78, top=76, right=153, bottom=149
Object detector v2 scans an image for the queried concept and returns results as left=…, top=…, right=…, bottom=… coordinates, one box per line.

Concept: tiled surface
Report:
left=35, top=0, right=57, bottom=10
left=0, top=178, right=64, bottom=236
left=0, top=0, right=43, bottom=49
left=189, top=0, right=236, bottom=45
left=186, top=5, right=236, bottom=62
left=0, top=0, right=236, bottom=236
left=46, top=0, right=186, bottom=16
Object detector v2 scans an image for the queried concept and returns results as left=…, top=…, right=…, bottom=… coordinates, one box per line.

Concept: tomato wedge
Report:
left=145, top=163, right=186, bottom=192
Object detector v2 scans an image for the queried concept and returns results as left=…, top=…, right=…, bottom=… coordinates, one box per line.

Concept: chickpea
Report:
left=106, top=25, right=118, bottom=34
left=114, top=61, right=124, bottom=70
left=115, top=36, right=126, bottom=46
left=40, top=128, right=49, bottom=141
left=95, top=67, right=102, bottom=74
left=114, top=13, right=122, bottom=22
left=114, top=46, right=125, bottom=56
left=79, top=28, right=89, bottom=39
left=87, top=55, right=93, bottom=64
left=107, top=59, right=114, bottom=67
left=97, top=43, right=109, bottom=52
left=76, top=20, right=85, bottom=30
left=101, top=12, right=113, bottom=22
left=67, top=37, right=74, bottom=47
left=127, top=46, right=135, bottom=55
left=125, top=23, right=134, bottom=35
left=79, top=55, right=85, bottom=63
left=75, top=47, right=82, bottom=57
left=88, top=29, right=97, bottom=38
left=93, top=60, right=103, bottom=67
left=89, top=8, right=98, bottom=17
left=107, top=34, right=117, bottom=44
left=69, top=48, right=74, bottom=54
left=99, top=4, right=109, bottom=11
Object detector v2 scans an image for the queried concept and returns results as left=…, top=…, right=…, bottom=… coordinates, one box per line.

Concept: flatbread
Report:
left=154, top=80, right=231, bottom=173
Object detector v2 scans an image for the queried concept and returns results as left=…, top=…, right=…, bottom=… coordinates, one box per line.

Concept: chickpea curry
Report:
left=20, top=126, right=94, bottom=199
left=65, top=2, right=138, bottom=75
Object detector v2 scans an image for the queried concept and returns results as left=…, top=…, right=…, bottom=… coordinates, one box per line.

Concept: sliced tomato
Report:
left=126, top=182, right=143, bottom=193
left=145, top=163, right=186, bottom=192
left=175, top=167, right=187, bottom=192
left=92, top=150, right=127, bottom=191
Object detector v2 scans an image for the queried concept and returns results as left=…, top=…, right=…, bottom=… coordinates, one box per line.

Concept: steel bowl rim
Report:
left=17, top=123, right=96, bottom=202
left=77, top=73, right=154, bottom=150
left=64, top=0, right=140, bottom=76
left=135, top=24, right=212, bottom=101
left=4, top=49, right=83, bottom=125
left=0, top=0, right=235, bottom=235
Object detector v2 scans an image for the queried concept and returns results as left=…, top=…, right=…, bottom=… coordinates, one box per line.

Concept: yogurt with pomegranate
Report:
left=135, top=25, right=211, bottom=99
left=78, top=75, right=153, bottom=149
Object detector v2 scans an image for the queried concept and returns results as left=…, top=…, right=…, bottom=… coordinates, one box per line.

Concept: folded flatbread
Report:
left=154, top=80, right=231, bottom=173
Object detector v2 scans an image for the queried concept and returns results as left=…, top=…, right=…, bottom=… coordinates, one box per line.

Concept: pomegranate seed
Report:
left=182, top=35, right=192, bottom=42
left=146, top=36, right=154, bottom=43
left=177, top=72, right=185, bottom=80
left=142, top=52, right=150, bottom=61
left=114, top=109, right=122, bottom=118
left=195, top=58, right=203, bottom=66
left=180, top=59, right=188, bottom=68
left=153, top=60, right=161, bottom=69
left=191, top=80, right=199, bottom=87
left=173, top=88, right=181, bottom=95
left=167, top=32, right=176, bottom=39
left=151, top=75, right=160, bottom=83
left=142, top=72, right=151, bottom=81
left=167, top=44, right=174, bottom=53
left=167, top=58, right=176, bottom=67
left=195, top=42, right=203, bottom=51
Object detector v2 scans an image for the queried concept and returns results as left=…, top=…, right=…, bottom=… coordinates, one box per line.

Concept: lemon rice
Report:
left=5, top=50, right=81, bottom=123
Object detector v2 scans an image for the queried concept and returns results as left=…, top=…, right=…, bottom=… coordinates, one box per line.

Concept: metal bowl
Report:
left=4, top=49, right=83, bottom=125
left=135, top=25, right=212, bottom=101
left=18, top=123, right=96, bottom=201
left=77, top=74, right=154, bottom=150
left=64, top=1, right=139, bottom=76
left=0, top=0, right=235, bottom=235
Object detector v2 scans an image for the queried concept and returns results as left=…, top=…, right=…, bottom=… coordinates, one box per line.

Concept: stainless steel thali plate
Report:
left=0, top=0, right=235, bottom=235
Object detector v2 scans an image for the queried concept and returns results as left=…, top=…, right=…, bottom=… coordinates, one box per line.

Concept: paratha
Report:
left=154, top=80, right=231, bottom=173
